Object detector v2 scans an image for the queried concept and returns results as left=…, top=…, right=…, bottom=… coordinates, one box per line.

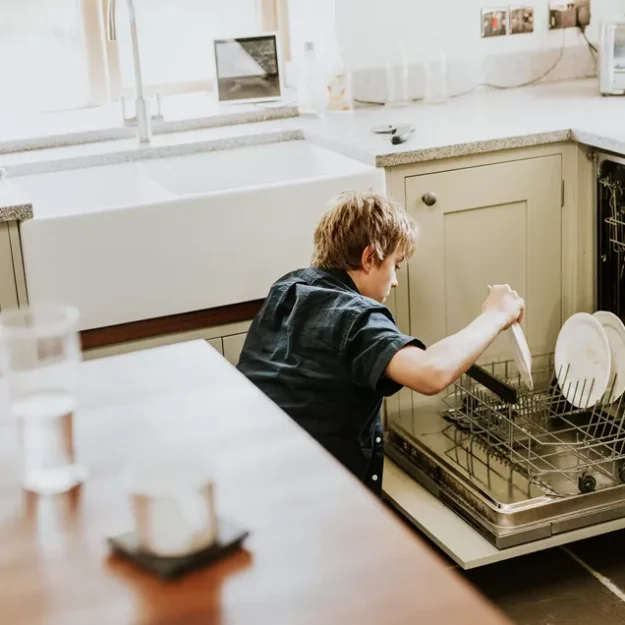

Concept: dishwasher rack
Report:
left=441, top=354, right=625, bottom=496
left=600, top=169, right=625, bottom=254
left=598, top=155, right=625, bottom=319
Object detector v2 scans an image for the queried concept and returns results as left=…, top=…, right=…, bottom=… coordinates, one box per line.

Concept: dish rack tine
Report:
left=445, top=352, right=625, bottom=491
left=553, top=363, right=572, bottom=415
left=589, top=401, right=602, bottom=439
left=614, top=392, right=625, bottom=457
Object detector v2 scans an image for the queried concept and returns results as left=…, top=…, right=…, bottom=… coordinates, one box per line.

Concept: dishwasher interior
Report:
left=386, top=151, right=625, bottom=549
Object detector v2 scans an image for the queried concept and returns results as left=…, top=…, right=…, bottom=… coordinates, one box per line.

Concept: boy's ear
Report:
left=361, top=246, right=377, bottom=273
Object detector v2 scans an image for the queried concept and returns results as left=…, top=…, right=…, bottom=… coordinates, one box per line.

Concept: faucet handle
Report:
left=120, top=93, right=163, bottom=125
left=152, top=92, right=164, bottom=122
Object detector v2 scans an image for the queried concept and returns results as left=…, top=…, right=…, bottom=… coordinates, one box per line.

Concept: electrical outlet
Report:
left=481, top=8, right=509, bottom=37
left=549, top=0, right=591, bottom=30
left=510, top=6, right=535, bottom=34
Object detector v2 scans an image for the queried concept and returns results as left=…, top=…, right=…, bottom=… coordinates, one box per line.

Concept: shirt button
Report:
left=372, top=474, right=379, bottom=482
left=375, top=437, right=382, bottom=443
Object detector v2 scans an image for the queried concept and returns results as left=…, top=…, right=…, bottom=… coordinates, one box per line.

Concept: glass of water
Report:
left=0, top=305, right=85, bottom=494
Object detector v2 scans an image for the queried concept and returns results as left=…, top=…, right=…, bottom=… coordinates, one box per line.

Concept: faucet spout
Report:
left=106, top=0, right=151, bottom=144
left=106, top=0, right=118, bottom=40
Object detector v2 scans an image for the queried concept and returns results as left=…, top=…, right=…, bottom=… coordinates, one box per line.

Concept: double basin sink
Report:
left=14, top=140, right=385, bottom=330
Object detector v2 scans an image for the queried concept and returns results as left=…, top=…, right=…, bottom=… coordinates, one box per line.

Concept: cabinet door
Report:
left=222, top=333, right=247, bottom=366
left=406, top=155, right=562, bottom=365
left=206, top=337, right=223, bottom=355
left=0, top=223, right=18, bottom=312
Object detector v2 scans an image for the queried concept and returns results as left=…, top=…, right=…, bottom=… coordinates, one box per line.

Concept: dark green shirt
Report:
left=237, top=267, right=423, bottom=493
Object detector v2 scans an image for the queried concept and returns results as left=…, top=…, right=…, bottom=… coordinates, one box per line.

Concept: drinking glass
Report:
left=0, top=305, right=85, bottom=494
left=423, top=52, right=450, bottom=104
left=123, top=457, right=217, bottom=557
left=385, top=54, right=410, bottom=107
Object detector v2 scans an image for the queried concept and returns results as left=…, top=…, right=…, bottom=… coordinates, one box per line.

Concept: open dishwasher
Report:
left=386, top=151, right=625, bottom=553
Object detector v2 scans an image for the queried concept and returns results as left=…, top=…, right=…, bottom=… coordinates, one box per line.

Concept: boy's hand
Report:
left=483, top=284, right=525, bottom=330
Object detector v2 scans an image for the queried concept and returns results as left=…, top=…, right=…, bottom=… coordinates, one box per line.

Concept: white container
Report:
left=123, top=458, right=218, bottom=557
left=599, top=20, right=625, bottom=96
left=322, top=43, right=353, bottom=113
left=297, top=41, right=325, bottom=116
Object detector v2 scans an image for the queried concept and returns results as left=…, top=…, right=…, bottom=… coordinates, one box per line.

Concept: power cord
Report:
left=580, top=27, right=599, bottom=54
left=480, top=26, right=567, bottom=90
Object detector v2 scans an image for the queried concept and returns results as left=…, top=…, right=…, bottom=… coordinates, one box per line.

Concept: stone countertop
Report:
left=0, top=78, right=623, bottom=217
left=0, top=179, right=32, bottom=222
left=300, top=79, right=625, bottom=167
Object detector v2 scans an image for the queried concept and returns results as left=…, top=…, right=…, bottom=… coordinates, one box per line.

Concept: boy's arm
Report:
left=385, top=285, right=524, bottom=396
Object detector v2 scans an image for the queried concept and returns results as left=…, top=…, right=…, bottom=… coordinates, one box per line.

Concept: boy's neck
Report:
left=346, top=269, right=365, bottom=294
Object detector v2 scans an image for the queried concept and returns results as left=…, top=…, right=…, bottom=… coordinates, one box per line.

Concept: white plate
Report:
left=593, top=310, right=625, bottom=403
left=555, top=313, right=612, bottom=408
left=508, top=322, right=533, bottom=390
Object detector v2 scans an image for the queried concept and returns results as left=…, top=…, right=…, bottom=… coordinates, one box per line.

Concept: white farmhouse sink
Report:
left=12, top=162, right=175, bottom=217
left=140, top=141, right=374, bottom=196
left=18, top=140, right=385, bottom=331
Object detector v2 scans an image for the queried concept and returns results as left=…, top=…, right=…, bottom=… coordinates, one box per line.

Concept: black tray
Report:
left=108, top=517, right=249, bottom=580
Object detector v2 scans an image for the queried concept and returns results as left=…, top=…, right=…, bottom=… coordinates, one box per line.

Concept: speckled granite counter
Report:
left=0, top=79, right=622, bottom=184
left=299, top=79, right=625, bottom=167
left=0, top=179, right=32, bottom=222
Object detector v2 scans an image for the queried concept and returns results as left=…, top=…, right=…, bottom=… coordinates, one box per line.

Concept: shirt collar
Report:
left=324, top=268, right=360, bottom=294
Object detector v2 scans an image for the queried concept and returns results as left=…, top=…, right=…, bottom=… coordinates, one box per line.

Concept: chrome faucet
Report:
left=106, top=0, right=152, bottom=144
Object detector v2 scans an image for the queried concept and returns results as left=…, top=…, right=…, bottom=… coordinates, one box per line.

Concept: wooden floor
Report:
left=387, top=504, right=625, bottom=624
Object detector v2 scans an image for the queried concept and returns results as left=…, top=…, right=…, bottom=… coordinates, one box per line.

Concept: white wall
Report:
left=289, top=0, right=625, bottom=71
left=287, top=0, right=338, bottom=68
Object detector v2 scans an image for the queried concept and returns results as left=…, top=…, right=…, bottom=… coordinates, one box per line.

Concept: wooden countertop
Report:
left=0, top=340, right=511, bottom=625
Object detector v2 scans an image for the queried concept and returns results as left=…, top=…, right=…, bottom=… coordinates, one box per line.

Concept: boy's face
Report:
left=361, top=249, right=404, bottom=303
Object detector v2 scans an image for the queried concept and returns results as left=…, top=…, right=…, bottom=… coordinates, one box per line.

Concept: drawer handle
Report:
left=422, top=192, right=437, bottom=206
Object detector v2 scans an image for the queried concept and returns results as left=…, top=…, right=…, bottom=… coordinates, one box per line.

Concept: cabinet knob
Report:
left=422, top=192, right=437, bottom=206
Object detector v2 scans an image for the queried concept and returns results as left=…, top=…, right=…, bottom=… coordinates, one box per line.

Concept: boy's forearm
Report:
left=386, top=311, right=508, bottom=395
left=422, top=310, right=509, bottom=390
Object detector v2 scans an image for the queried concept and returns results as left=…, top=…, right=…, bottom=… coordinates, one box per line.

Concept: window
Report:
left=0, top=0, right=288, bottom=118
left=114, top=0, right=261, bottom=97
left=0, top=0, right=90, bottom=113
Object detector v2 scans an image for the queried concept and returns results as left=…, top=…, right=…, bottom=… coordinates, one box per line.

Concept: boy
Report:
left=237, top=191, right=524, bottom=495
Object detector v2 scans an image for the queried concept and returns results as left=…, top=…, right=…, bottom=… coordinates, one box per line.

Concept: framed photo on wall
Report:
left=213, top=33, right=283, bottom=104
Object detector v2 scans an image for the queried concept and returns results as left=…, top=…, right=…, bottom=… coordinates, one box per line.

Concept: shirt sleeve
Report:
left=341, top=306, right=425, bottom=396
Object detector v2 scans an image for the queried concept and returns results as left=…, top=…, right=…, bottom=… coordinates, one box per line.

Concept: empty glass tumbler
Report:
left=123, top=457, right=218, bottom=557
left=0, top=305, right=85, bottom=494
left=423, top=53, right=450, bottom=104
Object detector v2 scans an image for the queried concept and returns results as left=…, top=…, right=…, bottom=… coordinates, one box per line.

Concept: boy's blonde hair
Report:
left=311, top=191, right=418, bottom=270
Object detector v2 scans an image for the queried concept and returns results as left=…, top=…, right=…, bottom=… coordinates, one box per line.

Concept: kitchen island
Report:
left=0, top=340, right=510, bottom=625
